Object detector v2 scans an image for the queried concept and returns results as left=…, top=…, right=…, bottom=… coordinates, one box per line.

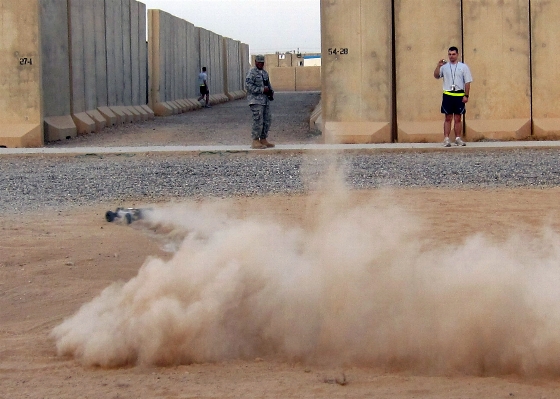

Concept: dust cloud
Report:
left=52, top=172, right=560, bottom=376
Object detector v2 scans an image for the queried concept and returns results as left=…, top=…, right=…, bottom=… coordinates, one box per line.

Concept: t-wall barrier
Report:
left=1, top=1, right=248, bottom=147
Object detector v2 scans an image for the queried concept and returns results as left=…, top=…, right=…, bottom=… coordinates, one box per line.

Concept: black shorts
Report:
left=199, top=85, right=209, bottom=95
left=441, top=93, right=466, bottom=115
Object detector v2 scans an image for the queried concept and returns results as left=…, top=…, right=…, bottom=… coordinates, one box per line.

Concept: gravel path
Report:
left=2, top=149, right=560, bottom=213
left=2, top=92, right=560, bottom=213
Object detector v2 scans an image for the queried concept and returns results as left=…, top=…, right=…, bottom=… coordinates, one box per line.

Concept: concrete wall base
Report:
left=226, top=90, right=247, bottom=100
left=466, top=119, right=531, bottom=141
left=309, top=103, right=322, bottom=131
left=168, top=101, right=181, bottom=114
left=44, top=116, right=78, bottom=142
left=119, top=107, right=134, bottom=123
left=85, top=110, right=107, bottom=131
left=126, top=106, right=141, bottom=122
left=0, top=124, right=43, bottom=148
left=133, top=106, right=149, bottom=121
left=153, top=102, right=174, bottom=116
left=324, top=121, right=392, bottom=144
left=175, top=100, right=190, bottom=112
left=533, top=118, right=560, bottom=140
left=140, top=105, right=155, bottom=119
left=109, top=107, right=127, bottom=124
left=209, top=94, right=229, bottom=104
left=97, top=107, right=118, bottom=126
left=181, top=99, right=197, bottom=111
left=72, top=113, right=96, bottom=135
left=188, top=98, right=203, bottom=109
left=397, top=121, right=444, bottom=143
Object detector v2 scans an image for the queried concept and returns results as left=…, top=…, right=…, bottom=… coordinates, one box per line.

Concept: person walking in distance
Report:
left=245, top=54, right=274, bottom=149
left=197, top=67, right=211, bottom=108
left=434, top=46, right=472, bottom=147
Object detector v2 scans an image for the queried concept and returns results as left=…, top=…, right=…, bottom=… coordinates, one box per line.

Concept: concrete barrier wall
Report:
left=240, top=43, right=251, bottom=85
left=531, top=0, right=560, bottom=139
left=321, top=0, right=393, bottom=144
left=40, top=0, right=75, bottom=142
left=149, top=10, right=238, bottom=116
left=149, top=10, right=200, bottom=115
left=319, top=0, right=546, bottom=143
left=267, top=67, right=321, bottom=92
left=395, top=0, right=462, bottom=143
left=463, top=0, right=531, bottom=141
left=295, top=66, right=321, bottom=91
left=223, top=38, right=246, bottom=99
left=2, top=1, right=245, bottom=147
left=269, top=68, right=296, bottom=91
left=0, top=0, right=43, bottom=147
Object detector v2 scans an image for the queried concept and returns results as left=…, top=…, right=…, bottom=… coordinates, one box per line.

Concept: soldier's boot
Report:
left=251, top=139, right=266, bottom=149
left=260, top=138, right=275, bottom=148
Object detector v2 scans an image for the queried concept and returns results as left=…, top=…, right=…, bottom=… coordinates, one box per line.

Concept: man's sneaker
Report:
left=443, top=137, right=451, bottom=147
left=455, top=137, right=466, bottom=146
left=204, top=104, right=212, bottom=108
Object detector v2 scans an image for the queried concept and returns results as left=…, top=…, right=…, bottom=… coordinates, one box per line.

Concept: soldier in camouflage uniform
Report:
left=245, top=54, right=275, bottom=149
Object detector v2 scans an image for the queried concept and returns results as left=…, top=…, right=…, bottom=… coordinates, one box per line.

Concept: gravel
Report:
left=2, top=149, right=560, bottom=213
left=2, top=92, right=560, bottom=213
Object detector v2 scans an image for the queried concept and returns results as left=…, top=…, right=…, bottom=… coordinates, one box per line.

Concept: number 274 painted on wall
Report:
left=19, top=58, right=33, bottom=66
left=328, top=48, right=349, bottom=55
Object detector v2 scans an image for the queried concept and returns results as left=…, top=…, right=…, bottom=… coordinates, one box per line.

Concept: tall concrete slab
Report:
left=40, top=0, right=71, bottom=118
left=241, top=43, right=250, bottom=88
left=199, top=28, right=211, bottom=85
left=138, top=2, right=147, bottom=105
left=82, top=0, right=98, bottom=112
left=130, top=0, right=140, bottom=106
left=395, top=0, right=462, bottom=143
left=186, top=21, right=199, bottom=99
left=463, top=0, right=531, bottom=141
left=114, top=0, right=125, bottom=105
left=224, top=38, right=243, bottom=96
left=531, top=0, right=560, bottom=139
left=105, top=0, right=118, bottom=106
left=321, top=0, right=393, bottom=143
left=93, top=0, right=108, bottom=107
left=148, top=9, right=160, bottom=110
left=39, top=0, right=77, bottom=142
left=121, top=0, right=132, bottom=106
left=69, top=0, right=86, bottom=114
left=0, top=0, right=43, bottom=147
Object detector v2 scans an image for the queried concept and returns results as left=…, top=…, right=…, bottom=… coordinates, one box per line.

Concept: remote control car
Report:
left=105, top=207, right=147, bottom=224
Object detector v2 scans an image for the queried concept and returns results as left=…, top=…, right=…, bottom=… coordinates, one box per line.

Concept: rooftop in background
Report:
left=251, top=52, right=321, bottom=68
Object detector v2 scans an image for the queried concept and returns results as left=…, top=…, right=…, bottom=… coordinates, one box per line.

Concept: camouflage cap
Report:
left=255, top=54, right=265, bottom=62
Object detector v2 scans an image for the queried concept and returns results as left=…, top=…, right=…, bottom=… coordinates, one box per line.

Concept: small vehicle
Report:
left=105, top=207, right=147, bottom=224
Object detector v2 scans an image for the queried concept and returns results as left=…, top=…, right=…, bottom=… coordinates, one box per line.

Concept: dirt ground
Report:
left=3, top=187, right=560, bottom=398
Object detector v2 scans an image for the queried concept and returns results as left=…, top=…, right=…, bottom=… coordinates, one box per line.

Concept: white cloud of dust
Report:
left=52, top=171, right=560, bottom=376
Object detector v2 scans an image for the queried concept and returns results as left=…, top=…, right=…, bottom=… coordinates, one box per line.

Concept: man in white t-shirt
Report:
left=433, top=46, right=473, bottom=147
left=197, top=67, right=211, bottom=108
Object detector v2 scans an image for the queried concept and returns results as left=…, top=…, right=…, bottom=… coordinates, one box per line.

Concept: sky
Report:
left=141, top=0, right=321, bottom=55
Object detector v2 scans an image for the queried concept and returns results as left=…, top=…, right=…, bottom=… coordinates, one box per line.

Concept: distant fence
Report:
left=0, top=0, right=250, bottom=148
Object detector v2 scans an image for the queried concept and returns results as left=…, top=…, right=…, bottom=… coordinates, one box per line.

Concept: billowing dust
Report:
left=51, top=173, right=560, bottom=376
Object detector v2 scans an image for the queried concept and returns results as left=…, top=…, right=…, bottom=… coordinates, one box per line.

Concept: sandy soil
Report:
left=3, top=188, right=560, bottom=398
